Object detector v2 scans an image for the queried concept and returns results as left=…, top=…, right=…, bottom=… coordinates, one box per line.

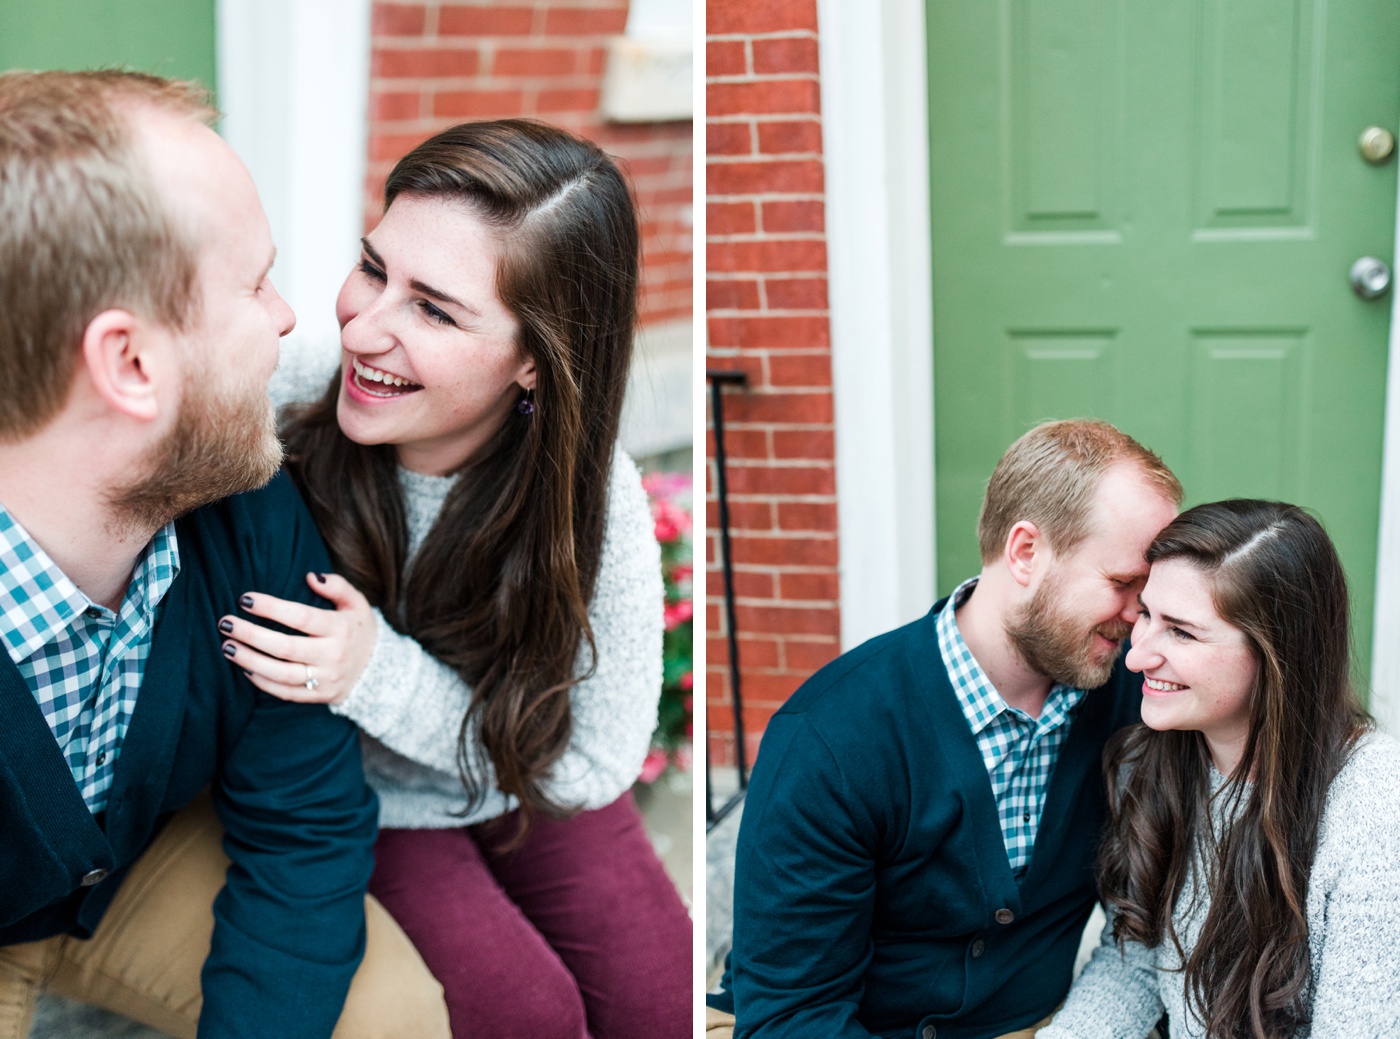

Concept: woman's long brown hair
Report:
left=281, top=120, right=639, bottom=838
left=1098, top=500, right=1368, bottom=1039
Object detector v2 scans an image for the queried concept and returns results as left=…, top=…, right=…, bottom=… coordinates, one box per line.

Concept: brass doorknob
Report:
left=1350, top=257, right=1392, bottom=300
left=1360, top=127, right=1396, bottom=164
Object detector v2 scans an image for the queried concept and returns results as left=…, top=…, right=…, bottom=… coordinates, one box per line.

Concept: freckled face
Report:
left=334, top=195, right=534, bottom=476
left=1126, top=558, right=1259, bottom=761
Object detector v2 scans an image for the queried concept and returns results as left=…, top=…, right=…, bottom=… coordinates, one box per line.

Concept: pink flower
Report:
left=650, top=498, right=692, bottom=544
left=680, top=672, right=693, bottom=692
left=644, top=472, right=691, bottom=499
left=639, top=747, right=669, bottom=784
left=664, top=599, right=694, bottom=631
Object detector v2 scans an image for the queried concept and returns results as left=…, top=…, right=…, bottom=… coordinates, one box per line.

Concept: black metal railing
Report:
left=706, top=369, right=748, bottom=829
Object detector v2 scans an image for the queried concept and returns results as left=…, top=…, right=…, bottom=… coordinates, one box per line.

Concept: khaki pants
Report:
left=0, top=792, right=451, bottom=1039
left=705, top=1006, right=1053, bottom=1039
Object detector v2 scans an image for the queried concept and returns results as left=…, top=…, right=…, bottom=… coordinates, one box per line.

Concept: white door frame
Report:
left=816, top=0, right=936, bottom=651
left=1369, top=192, right=1400, bottom=733
left=818, top=0, right=1400, bottom=732
left=216, top=0, right=373, bottom=372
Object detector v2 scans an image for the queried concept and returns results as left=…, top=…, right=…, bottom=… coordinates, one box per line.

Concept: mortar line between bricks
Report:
left=708, top=31, right=820, bottom=40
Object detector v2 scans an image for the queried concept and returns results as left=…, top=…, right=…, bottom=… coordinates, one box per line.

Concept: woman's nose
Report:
left=340, top=296, right=393, bottom=355
left=1124, top=633, right=1161, bottom=674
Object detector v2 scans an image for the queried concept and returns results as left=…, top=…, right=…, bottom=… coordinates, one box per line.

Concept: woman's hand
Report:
left=218, top=572, right=376, bottom=705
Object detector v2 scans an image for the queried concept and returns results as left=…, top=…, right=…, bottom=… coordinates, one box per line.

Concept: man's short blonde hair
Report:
left=976, top=418, right=1182, bottom=564
left=0, top=69, right=215, bottom=440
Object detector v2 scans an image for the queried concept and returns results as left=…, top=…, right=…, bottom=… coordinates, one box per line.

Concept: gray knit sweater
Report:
left=270, top=357, right=664, bottom=828
left=1040, top=731, right=1400, bottom=1039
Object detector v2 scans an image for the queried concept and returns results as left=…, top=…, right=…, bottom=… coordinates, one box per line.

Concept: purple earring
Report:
left=516, top=390, right=535, bottom=416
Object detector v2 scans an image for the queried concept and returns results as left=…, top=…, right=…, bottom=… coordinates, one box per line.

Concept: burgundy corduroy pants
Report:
left=369, top=791, right=691, bottom=1039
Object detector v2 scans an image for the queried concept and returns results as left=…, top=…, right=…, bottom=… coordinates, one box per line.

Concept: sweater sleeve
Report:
left=331, top=449, right=664, bottom=813
left=1305, top=735, right=1400, bottom=1037
left=1036, top=909, right=1164, bottom=1039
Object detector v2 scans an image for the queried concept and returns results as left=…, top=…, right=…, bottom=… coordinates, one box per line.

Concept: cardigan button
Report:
left=971, top=939, right=986, bottom=958
left=995, top=908, right=1014, bottom=925
left=79, top=869, right=108, bottom=887
left=922, top=1026, right=937, bottom=1039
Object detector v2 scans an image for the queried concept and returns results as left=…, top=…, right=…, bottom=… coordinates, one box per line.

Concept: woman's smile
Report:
left=348, top=356, right=422, bottom=396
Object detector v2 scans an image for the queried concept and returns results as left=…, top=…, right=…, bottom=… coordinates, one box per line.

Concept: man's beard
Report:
left=1005, top=570, right=1131, bottom=690
left=109, top=372, right=282, bottom=530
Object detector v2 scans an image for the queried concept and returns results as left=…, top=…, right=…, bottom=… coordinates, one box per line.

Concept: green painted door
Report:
left=929, top=0, right=1400, bottom=680
left=0, top=0, right=215, bottom=96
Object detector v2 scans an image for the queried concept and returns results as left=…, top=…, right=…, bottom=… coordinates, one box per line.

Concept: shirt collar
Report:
left=0, top=502, right=180, bottom=664
left=936, top=576, right=1084, bottom=735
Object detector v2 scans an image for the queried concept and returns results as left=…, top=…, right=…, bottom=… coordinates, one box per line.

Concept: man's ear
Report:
left=1003, top=521, right=1042, bottom=588
left=80, top=309, right=160, bottom=422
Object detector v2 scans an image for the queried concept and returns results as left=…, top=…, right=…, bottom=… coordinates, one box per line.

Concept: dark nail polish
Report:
left=218, top=618, right=234, bottom=634
left=315, top=572, right=328, bottom=584
left=239, top=594, right=254, bottom=609
left=222, top=642, right=237, bottom=658
left=242, top=670, right=253, bottom=678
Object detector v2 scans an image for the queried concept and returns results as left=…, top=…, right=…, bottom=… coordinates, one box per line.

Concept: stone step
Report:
left=705, top=795, right=743, bottom=988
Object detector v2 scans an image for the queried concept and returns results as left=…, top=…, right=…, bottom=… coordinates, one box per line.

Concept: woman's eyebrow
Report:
left=410, top=278, right=482, bottom=319
left=1161, top=613, right=1204, bottom=630
left=361, top=237, right=483, bottom=320
left=1138, top=594, right=1204, bottom=631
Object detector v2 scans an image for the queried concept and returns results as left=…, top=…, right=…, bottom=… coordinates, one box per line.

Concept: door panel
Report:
left=1009, top=0, right=1122, bottom=234
left=0, top=0, right=216, bottom=96
left=929, top=0, right=1399, bottom=683
left=1196, top=0, right=1316, bottom=231
left=1186, top=330, right=1308, bottom=501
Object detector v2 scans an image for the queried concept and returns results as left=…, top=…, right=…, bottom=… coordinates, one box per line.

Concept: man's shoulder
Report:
left=776, top=605, right=950, bottom=728
left=176, top=470, right=326, bottom=579
left=181, top=469, right=307, bottom=537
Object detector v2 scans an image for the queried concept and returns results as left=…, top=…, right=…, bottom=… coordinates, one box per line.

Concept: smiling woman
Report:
left=1127, top=558, right=1260, bottom=775
left=220, top=120, right=691, bottom=1038
left=1041, top=500, right=1400, bottom=1039
left=334, top=196, right=533, bottom=476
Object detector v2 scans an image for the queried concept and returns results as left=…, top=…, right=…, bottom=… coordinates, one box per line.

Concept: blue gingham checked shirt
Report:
left=937, top=577, right=1087, bottom=878
left=0, top=503, right=179, bottom=814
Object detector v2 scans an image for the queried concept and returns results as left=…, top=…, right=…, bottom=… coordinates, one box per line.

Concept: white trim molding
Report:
left=216, top=0, right=373, bottom=374
left=816, top=0, right=936, bottom=650
left=620, top=318, right=694, bottom=458
left=1370, top=170, right=1400, bottom=736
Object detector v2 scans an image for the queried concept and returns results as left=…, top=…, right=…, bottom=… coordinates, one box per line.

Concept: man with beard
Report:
left=0, top=72, right=449, bottom=1038
left=709, top=419, right=1181, bottom=1039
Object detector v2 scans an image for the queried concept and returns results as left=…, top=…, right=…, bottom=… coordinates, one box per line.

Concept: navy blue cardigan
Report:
left=712, top=600, right=1141, bottom=1039
left=0, top=472, right=378, bottom=1039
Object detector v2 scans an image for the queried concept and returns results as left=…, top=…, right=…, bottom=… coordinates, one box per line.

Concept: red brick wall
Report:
left=366, top=1, right=692, bottom=327
left=706, top=0, right=840, bottom=769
